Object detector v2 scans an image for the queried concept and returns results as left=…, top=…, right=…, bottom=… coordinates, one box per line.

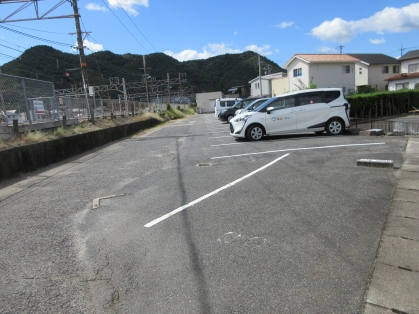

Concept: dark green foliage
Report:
left=347, top=89, right=419, bottom=117
left=1, top=46, right=286, bottom=94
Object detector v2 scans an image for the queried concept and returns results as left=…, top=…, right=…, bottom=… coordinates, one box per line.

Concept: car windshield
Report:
left=231, top=100, right=244, bottom=109
left=254, top=97, right=277, bottom=112
left=244, top=98, right=269, bottom=111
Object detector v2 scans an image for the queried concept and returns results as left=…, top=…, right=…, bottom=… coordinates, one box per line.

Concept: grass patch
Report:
left=0, top=108, right=195, bottom=151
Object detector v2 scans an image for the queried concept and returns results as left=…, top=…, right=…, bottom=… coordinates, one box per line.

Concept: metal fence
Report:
left=0, top=73, right=191, bottom=126
left=0, top=73, right=56, bottom=124
left=372, top=120, right=419, bottom=136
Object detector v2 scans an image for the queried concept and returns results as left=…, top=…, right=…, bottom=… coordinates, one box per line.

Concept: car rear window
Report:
left=298, top=92, right=323, bottom=106
left=325, top=91, right=341, bottom=103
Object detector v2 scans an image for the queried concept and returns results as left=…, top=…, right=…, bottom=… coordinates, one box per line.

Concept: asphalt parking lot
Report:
left=0, top=113, right=410, bottom=313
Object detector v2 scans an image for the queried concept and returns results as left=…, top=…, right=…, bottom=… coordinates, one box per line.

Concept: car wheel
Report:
left=227, top=115, right=233, bottom=122
left=246, top=125, right=264, bottom=141
left=325, top=119, right=344, bottom=135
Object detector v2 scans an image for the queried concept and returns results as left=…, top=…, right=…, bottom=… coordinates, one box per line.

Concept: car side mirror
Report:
left=266, top=107, right=274, bottom=114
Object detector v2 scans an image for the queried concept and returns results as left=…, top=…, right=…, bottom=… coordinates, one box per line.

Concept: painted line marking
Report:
left=144, top=153, right=290, bottom=228
left=209, top=131, right=230, bottom=134
left=210, top=143, right=243, bottom=147
left=208, top=136, right=231, bottom=139
left=211, top=142, right=386, bottom=159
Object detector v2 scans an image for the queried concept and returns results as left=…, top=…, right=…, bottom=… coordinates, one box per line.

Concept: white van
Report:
left=214, top=98, right=241, bottom=118
left=229, top=88, right=351, bottom=141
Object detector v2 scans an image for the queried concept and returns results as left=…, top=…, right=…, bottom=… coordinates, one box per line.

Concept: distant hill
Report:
left=0, top=45, right=286, bottom=96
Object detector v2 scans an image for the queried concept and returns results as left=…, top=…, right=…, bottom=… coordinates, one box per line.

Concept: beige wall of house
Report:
left=196, top=91, right=222, bottom=113
left=308, top=63, right=356, bottom=94
left=354, top=62, right=369, bottom=88
left=367, top=64, right=400, bottom=91
left=271, top=77, right=289, bottom=96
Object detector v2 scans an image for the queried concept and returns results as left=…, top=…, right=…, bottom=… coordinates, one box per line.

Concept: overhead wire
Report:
left=113, top=0, right=157, bottom=52
left=0, top=24, right=73, bottom=47
left=99, top=0, right=149, bottom=53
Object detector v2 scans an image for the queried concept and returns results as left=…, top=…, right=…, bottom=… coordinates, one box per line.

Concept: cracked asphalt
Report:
left=0, top=114, right=411, bottom=313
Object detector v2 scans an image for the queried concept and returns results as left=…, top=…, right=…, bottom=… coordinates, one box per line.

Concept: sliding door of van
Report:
left=296, top=91, right=330, bottom=131
left=264, top=96, right=297, bottom=134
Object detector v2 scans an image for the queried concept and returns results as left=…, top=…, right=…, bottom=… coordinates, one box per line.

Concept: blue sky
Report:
left=0, top=0, right=418, bottom=68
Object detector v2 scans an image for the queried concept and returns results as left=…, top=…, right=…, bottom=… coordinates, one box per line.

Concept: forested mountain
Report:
left=1, top=45, right=286, bottom=94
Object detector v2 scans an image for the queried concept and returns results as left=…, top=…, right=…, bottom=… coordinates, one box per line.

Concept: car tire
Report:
left=325, top=119, right=344, bottom=135
left=246, top=124, right=264, bottom=141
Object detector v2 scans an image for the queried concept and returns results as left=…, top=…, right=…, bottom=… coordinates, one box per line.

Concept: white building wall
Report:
left=307, top=63, right=355, bottom=94
left=388, top=78, right=419, bottom=91
left=401, top=58, right=419, bottom=73
left=250, top=79, right=270, bottom=97
left=196, top=91, right=222, bottom=113
left=287, top=59, right=310, bottom=92
left=355, top=62, right=369, bottom=87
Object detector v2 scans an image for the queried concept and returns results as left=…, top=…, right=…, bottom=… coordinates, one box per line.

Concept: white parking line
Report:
left=211, top=142, right=386, bottom=159
left=209, top=131, right=230, bottom=134
left=210, top=143, right=243, bottom=147
left=144, top=153, right=290, bottom=228
left=208, top=136, right=231, bottom=139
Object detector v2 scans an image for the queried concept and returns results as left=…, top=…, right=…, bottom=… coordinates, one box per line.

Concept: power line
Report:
left=99, top=0, right=149, bottom=53
left=0, top=24, right=73, bottom=47
left=113, top=0, right=157, bottom=52
left=5, top=23, right=70, bottom=35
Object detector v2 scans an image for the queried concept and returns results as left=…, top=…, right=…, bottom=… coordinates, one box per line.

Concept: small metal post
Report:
left=13, top=119, right=19, bottom=135
left=62, top=115, right=67, bottom=128
left=111, top=112, right=114, bottom=121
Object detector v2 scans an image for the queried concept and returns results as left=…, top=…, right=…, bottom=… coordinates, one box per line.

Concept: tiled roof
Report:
left=399, top=49, right=419, bottom=61
left=294, top=54, right=360, bottom=62
left=385, top=72, right=419, bottom=81
left=347, top=53, right=400, bottom=65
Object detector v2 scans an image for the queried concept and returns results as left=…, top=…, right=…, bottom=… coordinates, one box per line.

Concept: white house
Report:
left=248, top=72, right=287, bottom=97
left=386, top=50, right=419, bottom=91
left=283, top=54, right=400, bottom=94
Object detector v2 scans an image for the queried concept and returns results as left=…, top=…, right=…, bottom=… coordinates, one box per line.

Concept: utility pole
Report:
left=140, top=56, right=151, bottom=104
left=178, top=73, right=186, bottom=103
left=167, top=73, right=171, bottom=104
left=336, top=45, right=344, bottom=54
left=70, top=0, right=93, bottom=123
left=400, top=45, right=407, bottom=57
left=258, top=54, right=262, bottom=97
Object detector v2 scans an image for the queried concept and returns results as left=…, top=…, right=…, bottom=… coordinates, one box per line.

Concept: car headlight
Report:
left=234, top=114, right=252, bottom=122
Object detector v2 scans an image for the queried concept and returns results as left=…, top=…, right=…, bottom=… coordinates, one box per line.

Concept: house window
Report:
left=342, top=87, right=346, bottom=93
left=408, top=63, right=419, bottom=73
left=359, top=67, right=362, bottom=75
left=382, top=66, right=389, bottom=74
left=396, top=83, right=409, bottom=90
left=342, top=66, right=350, bottom=74
left=348, top=88, right=354, bottom=95
left=293, top=68, right=302, bottom=77
left=393, top=66, right=400, bottom=73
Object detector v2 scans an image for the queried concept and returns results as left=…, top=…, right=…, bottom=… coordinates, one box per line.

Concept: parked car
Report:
left=218, top=97, right=262, bottom=122
left=230, top=88, right=351, bottom=141
left=235, top=98, right=270, bottom=116
left=214, top=98, right=241, bottom=118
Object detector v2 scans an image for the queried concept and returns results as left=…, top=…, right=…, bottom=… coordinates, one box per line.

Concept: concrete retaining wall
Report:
left=0, top=118, right=161, bottom=182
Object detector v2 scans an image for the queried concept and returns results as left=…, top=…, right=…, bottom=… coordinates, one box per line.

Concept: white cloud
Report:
left=276, top=21, right=294, bottom=28
left=369, top=38, right=385, bottom=44
left=165, top=43, right=275, bottom=62
left=165, top=43, right=242, bottom=61
left=311, top=3, right=419, bottom=43
left=72, top=40, right=104, bottom=52
left=107, top=0, right=149, bottom=16
left=318, top=46, right=335, bottom=53
left=245, top=44, right=273, bottom=55
left=85, top=3, right=107, bottom=11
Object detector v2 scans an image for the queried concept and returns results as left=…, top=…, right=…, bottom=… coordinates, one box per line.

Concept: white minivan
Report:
left=229, top=88, right=351, bottom=141
left=214, top=98, right=241, bottom=118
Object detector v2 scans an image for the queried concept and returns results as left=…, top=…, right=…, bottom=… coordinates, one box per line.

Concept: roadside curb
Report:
left=363, top=137, right=419, bottom=314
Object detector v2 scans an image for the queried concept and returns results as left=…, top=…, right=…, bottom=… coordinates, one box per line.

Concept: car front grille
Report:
left=229, top=123, right=234, bottom=133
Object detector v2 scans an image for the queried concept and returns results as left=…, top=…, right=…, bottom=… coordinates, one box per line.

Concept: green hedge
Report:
left=347, top=89, right=419, bottom=118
